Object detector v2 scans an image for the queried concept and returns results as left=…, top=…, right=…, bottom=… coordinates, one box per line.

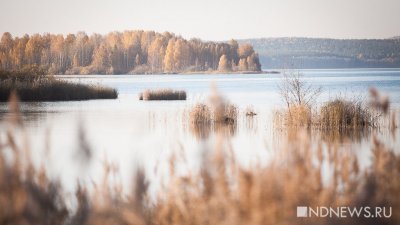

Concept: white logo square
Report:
left=297, top=206, right=308, bottom=217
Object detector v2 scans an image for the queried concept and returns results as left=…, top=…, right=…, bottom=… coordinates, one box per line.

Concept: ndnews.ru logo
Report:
left=297, top=206, right=392, bottom=218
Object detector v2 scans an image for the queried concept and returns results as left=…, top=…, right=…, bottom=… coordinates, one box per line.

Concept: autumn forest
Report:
left=0, top=31, right=262, bottom=74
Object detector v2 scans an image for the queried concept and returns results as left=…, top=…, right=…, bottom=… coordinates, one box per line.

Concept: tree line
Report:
left=0, top=31, right=261, bottom=74
left=241, top=37, right=400, bottom=68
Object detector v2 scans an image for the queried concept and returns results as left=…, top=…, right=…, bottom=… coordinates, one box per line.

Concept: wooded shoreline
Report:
left=0, top=30, right=262, bottom=75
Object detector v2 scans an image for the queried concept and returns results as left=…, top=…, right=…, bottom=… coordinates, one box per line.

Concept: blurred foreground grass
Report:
left=0, top=86, right=399, bottom=225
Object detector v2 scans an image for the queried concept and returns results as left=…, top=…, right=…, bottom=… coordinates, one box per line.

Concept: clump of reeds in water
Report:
left=275, top=71, right=383, bottom=134
left=191, top=86, right=237, bottom=124
left=274, top=104, right=313, bottom=129
left=189, top=103, right=212, bottom=139
left=139, top=89, right=186, bottom=101
left=319, top=98, right=374, bottom=130
left=209, top=86, right=238, bottom=125
left=275, top=98, right=378, bottom=131
left=189, top=103, right=212, bottom=124
left=188, top=86, right=238, bottom=139
left=0, top=66, right=118, bottom=101
left=274, top=71, right=320, bottom=129
left=189, top=103, right=238, bottom=138
left=212, top=103, right=238, bottom=124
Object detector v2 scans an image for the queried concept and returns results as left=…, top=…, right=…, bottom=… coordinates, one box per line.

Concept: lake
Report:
left=0, top=68, right=399, bottom=193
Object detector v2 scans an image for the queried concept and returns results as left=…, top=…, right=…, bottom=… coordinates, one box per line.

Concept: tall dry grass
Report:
left=139, top=89, right=186, bottom=101
left=0, top=92, right=68, bottom=225
left=2, top=127, right=399, bottom=224
left=153, top=131, right=399, bottom=225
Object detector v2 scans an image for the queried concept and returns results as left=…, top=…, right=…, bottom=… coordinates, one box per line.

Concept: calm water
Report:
left=0, top=68, right=400, bottom=193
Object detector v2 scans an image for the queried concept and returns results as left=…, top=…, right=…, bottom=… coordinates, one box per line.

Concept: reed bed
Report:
left=0, top=80, right=118, bottom=101
left=189, top=87, right=238, bottom=125
left=189, top=103, right=212, bottom=124
left=274, top=98, right=378, bottom=131
left=139, top=89, right=186, bottom=101
left=190, top=103, right=238, bottom=124
left=189, top=102, right=237, bottom=139
left=188, top=103, right=213, bottom=139
left=0, top=67, right=118, bottom=101
left=188, top=88, right=238, bottom=139
left=275, top=71, right=385, bottom=133
left=319, top=98, right=374, bottom=129
left=274, top=104, right=313, bottom=129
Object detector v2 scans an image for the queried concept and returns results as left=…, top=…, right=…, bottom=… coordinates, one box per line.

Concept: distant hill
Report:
left=238, top=37, right=400, bottom=69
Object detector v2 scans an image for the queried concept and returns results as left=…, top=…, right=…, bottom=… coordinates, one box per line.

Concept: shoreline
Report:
left=175, top=70, right=280, bottom=75
left=56, top=70, right=281, bottom=76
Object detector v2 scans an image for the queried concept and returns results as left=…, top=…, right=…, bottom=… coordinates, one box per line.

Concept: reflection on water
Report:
left=318, top=128, right=370, bottom=143
left=189, top=123, right=237, bottom=140
left=272, top=127, right=372, bottom=151
left=0, top=69, right=399, bottom=193
left=244, top=114, right=258, bottom=134
left=189, top=123, right=212, bottom=140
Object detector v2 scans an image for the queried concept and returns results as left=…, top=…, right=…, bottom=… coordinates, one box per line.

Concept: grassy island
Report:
left=0, top=66, right=118, bottom=101
left=139, top=89, right=186, bottom=101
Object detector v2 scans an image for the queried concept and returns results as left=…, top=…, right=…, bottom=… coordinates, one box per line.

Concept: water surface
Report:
left=1, top=68, right=399, bottom=193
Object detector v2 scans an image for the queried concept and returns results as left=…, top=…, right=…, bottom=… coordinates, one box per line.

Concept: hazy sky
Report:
left=1, top=0, right=399, bottom=40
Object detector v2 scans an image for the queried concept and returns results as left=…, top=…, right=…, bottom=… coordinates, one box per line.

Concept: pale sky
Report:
left=1, top=0, right=399, bottom=41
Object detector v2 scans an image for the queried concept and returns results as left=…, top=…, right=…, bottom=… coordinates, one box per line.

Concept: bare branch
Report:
left=278, top=70, right=322, bottom=108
